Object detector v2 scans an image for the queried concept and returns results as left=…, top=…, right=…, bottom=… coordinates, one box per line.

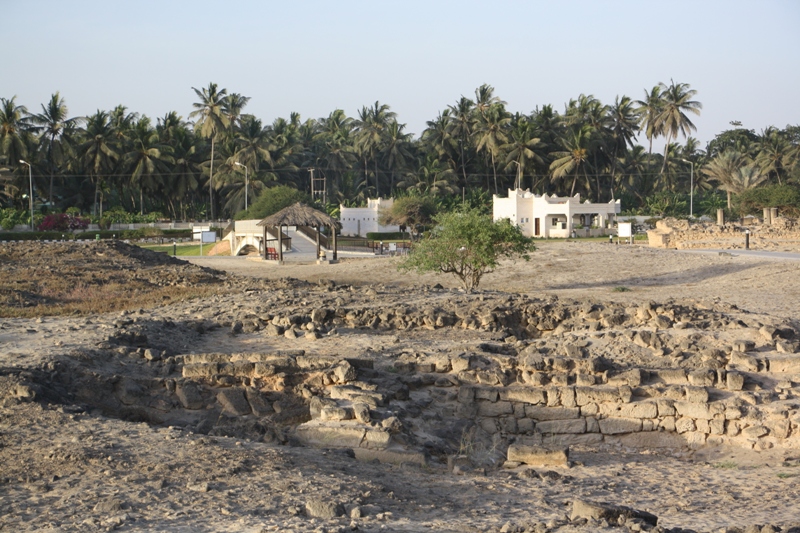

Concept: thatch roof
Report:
left=257, top=202, right=340, bottom=228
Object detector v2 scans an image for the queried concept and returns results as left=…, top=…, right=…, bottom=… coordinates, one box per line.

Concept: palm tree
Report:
left=755, top=127, right=792, bottom=185
left=165, top=126, right=200, bottom=219
left=397, top=153, right=456, bottom=196
left=635, top=85, right=664, bottom=162
left=473, top=103, right=510, bottom=194
left=606, top=95, right=640, bottom=198
left=222, top=93, right=251, bottom=133
left=381, top=121, right=413, bottom=194
left=501, top=116, right=543, bottom=191
left=79, top=110, right=119, bottom=216
left=549, top=125, right=593, bottom=197
left=617, top=145, right=655, bottom=205
left=447, top=97, right=476, bottom=187
left=124, top=117, right=174, bottom=214
left=189, top=83, right=229, bottom=220
left=354, top=101, right=395, bottom=197
left=0, top=97, right=32, bottom=186
left=701, top=150, right=749, bottom=209
left=655, top=80, right=702, bottom=174
left=29, top=92, right=78, bottom=205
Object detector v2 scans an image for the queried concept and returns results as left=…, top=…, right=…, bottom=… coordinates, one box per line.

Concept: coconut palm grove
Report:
left=1, top=80, right=799, bottom=229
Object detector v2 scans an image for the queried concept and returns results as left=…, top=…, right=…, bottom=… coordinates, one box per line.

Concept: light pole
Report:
left=234, top=162, right=248, bottom=211
left=19, top=160, right=34, bottom=229
left=680, top=159, right=694, bottom=219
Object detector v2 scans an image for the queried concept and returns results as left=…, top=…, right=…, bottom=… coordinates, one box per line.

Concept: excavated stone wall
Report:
left=648, top=216, right=800, bottom=250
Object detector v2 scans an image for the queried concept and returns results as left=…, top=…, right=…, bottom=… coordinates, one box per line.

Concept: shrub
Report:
left=735, top=184, right=800, bottom=217
left=37, top=213, right=90, bottom=232
left=366, top=232, right=409, bottom=241
left=236, top=185, right=309, bottom=220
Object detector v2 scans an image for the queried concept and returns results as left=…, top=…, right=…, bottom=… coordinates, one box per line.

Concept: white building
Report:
left=493, top=189, right=621, bottom=238
left=339, top=197, right=400, bottom=237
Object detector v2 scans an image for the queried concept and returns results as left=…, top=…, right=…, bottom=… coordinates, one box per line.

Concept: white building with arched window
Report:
left=493, top=189, right=621, bottom=238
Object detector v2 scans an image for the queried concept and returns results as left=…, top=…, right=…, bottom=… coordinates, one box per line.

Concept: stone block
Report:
left=353, top=448, right=427, bottom=466
left=598, top=417, right=642, bottom=435
left=295, top=423, right=366, bottom=448
left=685, top=431, right=707, bottom=448
left=675, top=417, right=695, bottom=433
left=518, top=418, right=535, bottom=433
left=674, top=401, right=717, bottom=420
left=501, top=388, right=546, bottom=405
left=175, top=381, right=204, bottom=410
left=450, top=357, right=470, bottom=373
left=305, top=499, right=343, bottom=519
left=500, top=416, right=518, bottom=433
left=542, top=433, right=602, bottom=447
left=612, top=431, right=685, bottom=449
left=296, top=355, right=338, bottom=370
left=475, top=388, right=499, bottom=402
left=656, top=399, right=676, bottom=417
left=729, top=351, right=759, bottom=372
left=688, top=369, right=715, bottom=387
left=245, top=387, right=274, bottom=416
left=684, top=386, right=708, bottom=403
left=182, top=363, right=218, bottom=378
left=580, top=403, right=599, bottom=417
left=586, top=417, right=600, bottom=433
left=659, top=416, right=676, bottom=432
left=320, top=406, right=353, bottom=421
left=536, top=418, right=586, bottom=434
left=709, top=419, right=725, bottom=435
left=733, top=339, right=756, bottom=352
left=457, top=386, right=475, bottom=403
left=506, top=445, right=569, bottom=467
left=601, top=401, right=658, bottom=419
left=695, top=419, right=709, bottom=433
left=768, top=419, right=791, bottom=439
left=726, top=372, right=745, bottom=391
left=478, top=400, right=513, bottom=417
left=216, top=388, right=251, bottom=416
left=652, top=369, right=687, bottom=384
left=767, top=357, right=800, bottom=374
left=607, top=368, right=644, bottom=387
left=741, top=425, right=769, bottom=438
left=570, top=500, right=658, bottom=526
left=362, top=429, right=391, bottom=449
left=524, top=406, right=580, bottom=420
left=560, top=387, right=577, bottom=408
left=575, top=387, right=621, bottom=406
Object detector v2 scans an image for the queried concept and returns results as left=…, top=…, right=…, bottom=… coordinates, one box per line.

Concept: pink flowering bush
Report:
left=37, top=213, right=90, bottom=232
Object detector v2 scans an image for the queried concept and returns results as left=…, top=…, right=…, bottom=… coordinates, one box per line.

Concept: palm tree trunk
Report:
left=660, top=133, right=672, bottom=175
left=491, top=152, right=498, bottom=195
left=209, top=135, right=215, bottom=221
left=374, top=158, right=379, bottom=197
left=140, top=187, right=144, bottom=216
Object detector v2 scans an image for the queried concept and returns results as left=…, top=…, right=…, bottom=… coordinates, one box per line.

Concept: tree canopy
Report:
left=399, top=208, right=534, bottom=291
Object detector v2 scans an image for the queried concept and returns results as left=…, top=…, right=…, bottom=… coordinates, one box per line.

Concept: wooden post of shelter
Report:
left=316, top=225, right=321, bottom=260
left=262, top=225, right=267, bottom=259
left=332, top=229, right=338, bottom=261
left=277, top=225, right=283, bottom=262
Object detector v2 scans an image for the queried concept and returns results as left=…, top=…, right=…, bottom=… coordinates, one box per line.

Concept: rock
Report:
left=570, top=500, right=658, bottom=526
left=144, top=348, right=161, bottom=361
left=726, top=372, right=745, bottom=391
left=264, top=324, right=284, bottom=336
left=175, top=381, right=205, bottom=410
left=305, top=499, right=343, bottom=519
left=381, top=416, right=402, bottom=433
left=352, top=403, right=371, bottom=423
left=506, top=445, right=569, bottom=467
left=598, top=417, right=643, bottom=435
left=216, top=388, right=252, bottom=416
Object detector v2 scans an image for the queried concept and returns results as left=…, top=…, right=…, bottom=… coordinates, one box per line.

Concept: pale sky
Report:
left=4, top=0, right=799, bottom=149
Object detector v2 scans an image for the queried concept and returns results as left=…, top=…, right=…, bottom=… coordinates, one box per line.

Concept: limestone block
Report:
left=656, top=399, right=676, bottom=417
left=695, top=419, right=710, bottom=433
left=353, top=448, right=427, bottom=466
left=352, top=403, right=370, bottom=424
left=675, top=401, right=719, bottom=420
left=725, top=420, right=740, bottom=437
left=216, top=388, right=251, bottom=416
left=475, top=388, right=499, bottom=402
left=518, top=418, right=535, bottom=433
left=245, top=387, right=274, bottom=416
left=724, top=407, right=743, bottom=420
left=478, top=401, right=513, bottom=417
left=619, top=385, right=633, bottom=403
left=536, top=418, right=587, bottom=434
left=675, top=417, right=695, bottom=433
left=296, top=423, right=367, bottom=448
left=560, top=387, right=577, bottom=408
left=545, top=387, right=561, bottom=407
left=306, top=499, right=343, bottom=519
left=768, top=419, right=791, bottom=439
left=182, top=363, right=219, bottom=378
left=500, top=416, right=518, bottom=433
left=709, top=419, right=725, bottom=435
left=688, top=369, right=716, bottom=387
left=570, top=500, right=658, bottom=526
left=660, top=416, right=676, bottom=432
left=776, top=341, right=797, bottom=354
left=759, top=326, right=778, bottom=341
left=586, top=417, right=600, bottom=433
left=296, top=355, right=338, bottom=370
left=607, top=369, right=644, bottom=387
left=601, top=401, right=658, bottom=419
left=613, top=431, right=685, bottom=449
left=652, top=369, right=687, bottom=385
left=362, top=429, right=391, bottom=449
left=684, top=386, right=709, bottom=403
left=598, top=417, right=642, bottom=435
left=501, top=388, right=546, bottom=405
left=175, top=381, right=205, bottom=410
left=741, top=425, right=769, bottom=439
left=479, top=418, right=498, bottom=434
left=507, top=444, right=569, bottom=467
left=450, top=357, right=470, bottom=373
left=524, top=406, right=580, bottom=420
left=576, top=374, right=596, bottom=386
left=580, top=403, right=599, bottom=417
left=320, top=406, right=353, bottom=421
left=729, top=351, right=759, bottom=372
left=575, top=387, right=621, bottom=406
left=767, top=357, right=800, bottom=373
left=457, top=386, right=475, bottom=404
left=733, top=340, right=756, bottom=352
left=726, top=372, right=745, bottom=391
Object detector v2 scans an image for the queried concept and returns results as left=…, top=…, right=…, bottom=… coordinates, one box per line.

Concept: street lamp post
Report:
left=19, top=160, right=34, bottom=229
left=234, top=162, right=248, bottom=210
left=681, top=159, right=694, bottom=219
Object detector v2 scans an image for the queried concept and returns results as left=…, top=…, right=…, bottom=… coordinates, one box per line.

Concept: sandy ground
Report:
left=2, top=241, right=800, bottom=533
left=187, top=241, right=800, bottom=319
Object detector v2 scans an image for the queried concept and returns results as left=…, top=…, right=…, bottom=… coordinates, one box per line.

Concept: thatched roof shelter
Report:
left=257, top=202, right=340, bottom=229
left=257, top=202, right=339, bottom=263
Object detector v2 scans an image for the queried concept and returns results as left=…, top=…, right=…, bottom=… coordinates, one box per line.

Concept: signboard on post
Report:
left=618, top=222, right=633, bottom=244
left=200, top=230, right=216, bottom=256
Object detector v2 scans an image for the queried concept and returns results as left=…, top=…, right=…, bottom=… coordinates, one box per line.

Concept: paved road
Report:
left=678, top=249, right=800, bottom=261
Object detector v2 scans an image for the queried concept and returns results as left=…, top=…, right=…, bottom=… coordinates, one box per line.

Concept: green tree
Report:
left=29, top=92, right=78, bottom=205
left=378, top=194, right=437, bottom=232
left=474, top=103, right=510, bottom=194
left=399, top=208, right=534, bottom=291
left=655, top=80, right=702, bottom=174
left=190, top=83, right=229, bottom=220
left=0, top=96, right=32, bottom=185
left=237, top=184, right=308, bottom=220
left=79, top=110, right=119, bottom=216
left=124, top=116, right=174, bottom=214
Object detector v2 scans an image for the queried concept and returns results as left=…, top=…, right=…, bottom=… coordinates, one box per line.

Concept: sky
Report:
left=3, top=0, right=799, bottom=150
